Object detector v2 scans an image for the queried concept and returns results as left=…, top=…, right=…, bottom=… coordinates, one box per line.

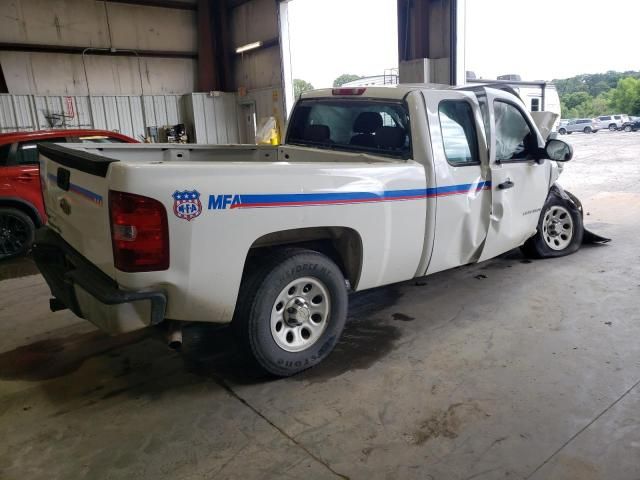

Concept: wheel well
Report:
left=0, top=198, right=42, bottom=226
left=244, top=227, right=363, bottom=289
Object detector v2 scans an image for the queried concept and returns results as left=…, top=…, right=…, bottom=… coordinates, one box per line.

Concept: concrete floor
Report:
left=1, top=131, right=639, bottom=480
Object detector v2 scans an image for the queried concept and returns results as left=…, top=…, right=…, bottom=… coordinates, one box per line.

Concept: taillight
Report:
left=109, top=190, right=169, bottom=272
left=332, top=87, right=366, bottom=96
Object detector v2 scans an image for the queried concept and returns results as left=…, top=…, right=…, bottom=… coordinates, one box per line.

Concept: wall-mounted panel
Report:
left=0, top=0, right=196, bottom=52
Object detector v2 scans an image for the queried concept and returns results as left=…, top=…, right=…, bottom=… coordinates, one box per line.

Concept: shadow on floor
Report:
left=0, top=255, right=39, bottom=282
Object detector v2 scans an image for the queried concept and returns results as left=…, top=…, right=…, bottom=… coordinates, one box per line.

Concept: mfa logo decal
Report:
left=173, top=190, right=202, bottom=221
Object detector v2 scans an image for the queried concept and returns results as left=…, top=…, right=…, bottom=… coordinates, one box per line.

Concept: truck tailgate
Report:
left=38, top=143, right=116, bottom=277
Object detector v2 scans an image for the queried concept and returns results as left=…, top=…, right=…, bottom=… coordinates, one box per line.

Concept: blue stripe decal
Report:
left=47, top=173, right=103, bottom=205
left=231, top=181, right=491, bottom=209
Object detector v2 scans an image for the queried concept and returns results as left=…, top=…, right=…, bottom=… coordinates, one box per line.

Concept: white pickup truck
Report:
left=34, top=85, right=601, bottom=376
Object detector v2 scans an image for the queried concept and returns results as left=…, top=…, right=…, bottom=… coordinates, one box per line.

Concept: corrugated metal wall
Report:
left=0, top=94, right=183, bottom=141
left=181, top=93, right=239, bottom=144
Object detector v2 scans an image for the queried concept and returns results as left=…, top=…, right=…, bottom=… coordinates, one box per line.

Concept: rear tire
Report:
left=521, top=195, right=583, bottom=259
left=233, top=248, right=348, bottom=377
left=0, top=208, right=35, bottom=260
left=558, top=128, right=567, bottom=135
left=583, top=127, right=592, bottom=134
left=609, top=124, right=617, bottom=131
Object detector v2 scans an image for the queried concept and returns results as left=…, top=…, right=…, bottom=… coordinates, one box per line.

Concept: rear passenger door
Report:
left=422, top=90, right=492, bottom=275
left=478, top=89, right=552, bottom=261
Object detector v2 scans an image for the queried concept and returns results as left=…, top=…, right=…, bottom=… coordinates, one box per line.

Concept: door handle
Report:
left=498, top=179, right=515, bottom=190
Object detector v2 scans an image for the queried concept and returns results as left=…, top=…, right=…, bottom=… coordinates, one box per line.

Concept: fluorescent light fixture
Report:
left=235, top=41, right=262, bottom=54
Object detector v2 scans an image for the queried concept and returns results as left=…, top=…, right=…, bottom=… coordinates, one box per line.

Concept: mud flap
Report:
left=550, top=183, right=611, bottom=245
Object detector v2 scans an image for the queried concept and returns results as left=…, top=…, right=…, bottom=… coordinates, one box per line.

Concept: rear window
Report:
left=286, top=99, right=411, bottom=159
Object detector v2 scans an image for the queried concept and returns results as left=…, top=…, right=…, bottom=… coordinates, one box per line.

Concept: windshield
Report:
left=286, top=98, right=411, bottom=159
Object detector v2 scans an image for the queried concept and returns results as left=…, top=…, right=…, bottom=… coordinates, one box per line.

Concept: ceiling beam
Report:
left=0, top=43, right=197, bottom=59
left=105, top=0, right=197, bottom=10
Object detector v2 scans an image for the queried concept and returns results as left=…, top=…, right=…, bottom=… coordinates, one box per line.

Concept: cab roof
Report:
left=300, top=83, right=456, bottom=101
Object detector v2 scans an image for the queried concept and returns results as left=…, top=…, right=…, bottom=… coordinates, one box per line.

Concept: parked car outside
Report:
left=620, top=119, right=640, bottom=132
left=558, top=119, right=599, bottom=135
left=0, top=129, right=137, bottom=259
left=595, top=115, right=630, bottom=131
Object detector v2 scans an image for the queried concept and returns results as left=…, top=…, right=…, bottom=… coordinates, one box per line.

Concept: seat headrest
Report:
left=375, top=126, right=406, bottom=149
left=353, top=112, right=383, bottom=134
left=304, top=124, right=330, bottom=142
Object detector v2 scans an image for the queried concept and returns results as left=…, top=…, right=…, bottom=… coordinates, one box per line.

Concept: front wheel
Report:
left=0, top=208, right=35, bottom=260
left=234, top=248, right=348, bottom=376
left=583, top=127, right=592, bottom=134
left=521, top=196, right=583, bottom=259
left=624, top=126, right=632, bottom=132
left=558, top=128, right=567, bottom=135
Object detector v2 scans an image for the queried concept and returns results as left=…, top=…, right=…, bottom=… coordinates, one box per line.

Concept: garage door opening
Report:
left=280, top=0, right=399, bottom=114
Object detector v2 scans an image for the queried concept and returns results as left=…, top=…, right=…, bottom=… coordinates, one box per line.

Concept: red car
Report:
left=0, top=129, right=138, bottom=259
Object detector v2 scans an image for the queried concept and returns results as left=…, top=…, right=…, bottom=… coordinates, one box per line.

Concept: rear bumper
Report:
left=33, top=227, right=167, bottom=334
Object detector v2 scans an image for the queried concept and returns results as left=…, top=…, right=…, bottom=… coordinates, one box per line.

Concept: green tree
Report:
left=293, top=79, right=314, bottom=98
left=562, top=92, right=591, bottom=111
left=608, top=77, right=640, bottom=115
left=333, top=74, right=362, bottom=87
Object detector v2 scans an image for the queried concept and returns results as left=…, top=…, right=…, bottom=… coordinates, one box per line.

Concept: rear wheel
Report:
left=521, top=196, right=583, bottom=258
left=0, top=208, right=35, bottom=260
left=558, top=128, right=567, bottom=135
left=234, top=248, right=348, bottom=376
left=609, top=124, right=617, bottom=131
left=583, top=127, right=592, bottom=134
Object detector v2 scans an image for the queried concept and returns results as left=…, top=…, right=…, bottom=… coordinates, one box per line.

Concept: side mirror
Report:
left=544, top=138, right=573, bottom=162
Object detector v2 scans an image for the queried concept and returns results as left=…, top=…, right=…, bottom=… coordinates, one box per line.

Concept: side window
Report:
left=0, top=143, right=11, bottom=166
left=438, top=100, right=480, bottom=166
left=493, top=101, right=536, bottom=162
left=16, top=137, right=67, bottom=165
left=531, top=98, right=540, bottom=112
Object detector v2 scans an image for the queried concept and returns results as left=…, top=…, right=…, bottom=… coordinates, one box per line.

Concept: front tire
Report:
left=624, top=125, right=632, bottom=132
left=0, top=208, right=35, bottom=260
left=234, top=248, right=348, bottom=376
left=558, top=128, right=567, bottom=135
left=609, top=124, right=617, bottom=131
left=583, top=127, right=592, bottom=134
left=521, top=195, right=583, bottom=259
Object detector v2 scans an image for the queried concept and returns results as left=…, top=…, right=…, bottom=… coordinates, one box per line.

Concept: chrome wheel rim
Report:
left=270, top=277, right=330, bottom=353
left=542, top=205, right=574, bottom=251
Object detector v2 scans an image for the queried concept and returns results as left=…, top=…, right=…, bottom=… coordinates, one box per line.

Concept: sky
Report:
left=287, top=0, right=640, bottom=88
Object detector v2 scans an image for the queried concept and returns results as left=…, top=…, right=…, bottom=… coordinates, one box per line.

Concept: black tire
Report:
left=609, top=124, right=617, bottom=131
left=558, top=128, right=567, bottom=135
left=521, top=194, right=583, bottom=259
left=0, top=208, right=35, bottom=260
left=567, top=131, right=573, bottom=135
left=624, top=126, right=632, bottom=132
left=583, top=127, right=592, bottom=134
left=233, top=248, right=348, bottom=376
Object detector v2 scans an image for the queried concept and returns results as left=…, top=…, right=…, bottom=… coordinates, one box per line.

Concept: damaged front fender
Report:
left=549, top=183, right=611, bottom=245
